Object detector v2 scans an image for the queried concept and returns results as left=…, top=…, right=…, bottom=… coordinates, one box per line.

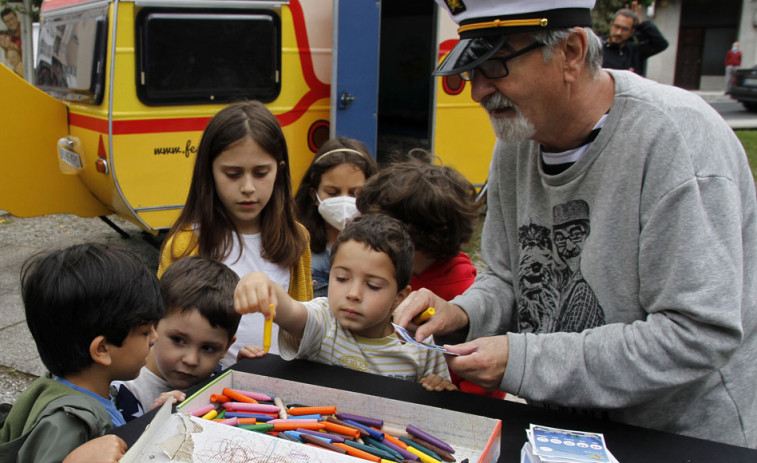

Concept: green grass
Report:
left=736, top=130, right=757, bottom=183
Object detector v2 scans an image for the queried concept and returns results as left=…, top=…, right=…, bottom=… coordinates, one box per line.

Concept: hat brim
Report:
left=433, top=35, right=508, bottom=76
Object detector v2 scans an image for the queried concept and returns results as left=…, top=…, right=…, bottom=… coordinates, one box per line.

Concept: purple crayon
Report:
left=335, top=412, right=383, bottom=429
left=295, top=428, right=346, bottom=444
left=406, top=424, right=455, bottom=454
left=381, top=438, right=420, bottom=461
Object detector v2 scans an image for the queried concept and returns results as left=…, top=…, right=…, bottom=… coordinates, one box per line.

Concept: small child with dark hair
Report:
left=356, top=159, right=480, bottom=301
left=234, top=214, right=452, bottom=385
left=115, top=256, right=246, bottom=422
left=357, top=159, right=507, bottom=398
left=0, top=244, right=164, bottom=462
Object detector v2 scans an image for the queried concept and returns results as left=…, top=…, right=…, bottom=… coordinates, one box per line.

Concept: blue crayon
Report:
left=284, top=430, right=332, bottom=444
left=277, top=431, right=300, bottom=443
left=363, top=436, right=406, bottom=461
left=295, top=428, right=334, bottom=444
left=283, top=430, right=306, bottom=442
left=223, top=412, right=274, bottom=421
left=291, top=413, right=322, bottom=420
left=343, top=419, right=384, bottom=440
left=296, top=428, right=344, bottom=444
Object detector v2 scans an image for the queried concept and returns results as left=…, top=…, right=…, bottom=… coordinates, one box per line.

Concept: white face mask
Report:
left=316, top=193, right=359, bottom=231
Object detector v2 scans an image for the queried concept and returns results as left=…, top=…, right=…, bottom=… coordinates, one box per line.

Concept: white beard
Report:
left=481, top=93, right=536, bottom=142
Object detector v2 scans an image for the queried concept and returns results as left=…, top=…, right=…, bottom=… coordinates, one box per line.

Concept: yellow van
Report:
left=1, top=0, right=494, bottom=234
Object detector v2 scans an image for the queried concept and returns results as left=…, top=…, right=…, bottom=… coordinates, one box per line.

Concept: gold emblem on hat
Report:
left=444, top=0, right=466, bottom=15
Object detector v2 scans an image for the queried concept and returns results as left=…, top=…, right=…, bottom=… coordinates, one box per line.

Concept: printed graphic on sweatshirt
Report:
left=517, top=200, right=605, bottom=333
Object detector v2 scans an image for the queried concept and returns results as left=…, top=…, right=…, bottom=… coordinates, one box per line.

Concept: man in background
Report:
left=602, top=1, right=667, bottom=76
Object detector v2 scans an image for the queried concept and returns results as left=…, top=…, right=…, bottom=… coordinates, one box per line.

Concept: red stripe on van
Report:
left=69, top=112, right=308, bottom=135
left=112, top=117, right=212, bottom=134
left=42, top=0, right=98, bottom=12
left=68, top=113, right=213, bottom=134
left=69, top=113, right=108, bottom=133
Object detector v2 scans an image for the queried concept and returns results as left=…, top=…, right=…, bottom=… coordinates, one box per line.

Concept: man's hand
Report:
left=444, top=335, right=510, bottom=391
left=62, top=435, right=127, bottom=463
left=626, top=1, right=644, bottom=20
left=392, top=288, right=469, bottom=343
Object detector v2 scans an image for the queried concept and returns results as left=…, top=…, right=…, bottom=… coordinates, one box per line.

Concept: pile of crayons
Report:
left=186, top=387, right=458, bottom=463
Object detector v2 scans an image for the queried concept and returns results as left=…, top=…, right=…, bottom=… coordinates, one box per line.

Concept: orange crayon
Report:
left=322, top=420, right=361, bottom=439
left=334, top=443, right=381, bottom=462
left=287, top=406, right=337, bottom=416
left=210, top=394, right=230, bottom=403
left=222, top=388, right=257, bottom=404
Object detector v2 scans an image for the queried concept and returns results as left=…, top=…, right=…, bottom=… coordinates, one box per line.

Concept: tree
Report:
left=0, top=0, right=41, bottom=22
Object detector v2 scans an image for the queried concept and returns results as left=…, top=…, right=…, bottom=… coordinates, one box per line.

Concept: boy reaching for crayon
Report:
left=235, top=213, right=455, bottom=389
left=114, top=256, right=264, bottom=422
left=0, top=244, right=164, bottom=462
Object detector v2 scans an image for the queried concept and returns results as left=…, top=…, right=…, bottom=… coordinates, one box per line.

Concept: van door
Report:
left=330, top=0, right=381, bottom=157
left=0, top=65, right=109, bottom=218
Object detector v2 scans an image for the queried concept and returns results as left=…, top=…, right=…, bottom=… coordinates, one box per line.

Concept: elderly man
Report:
left=395, top=0, right=757, bottom=448
left=602, top=1, right=667, bottom=75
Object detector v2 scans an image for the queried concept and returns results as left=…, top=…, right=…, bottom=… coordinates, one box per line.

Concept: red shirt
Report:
left=726, top=49, right=742, bottom=66
left=411, top=252, right=507, bottom=400
left=410, top=252, right=477, bottom=301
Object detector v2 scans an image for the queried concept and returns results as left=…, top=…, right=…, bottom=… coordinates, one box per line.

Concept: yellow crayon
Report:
left=201, top=409, right=218, bottom=420
left=406, top=445, right=442, bottom=463
left=263, top=304, right=275, bottom=353
left=412, top=307, right=435, bottom=325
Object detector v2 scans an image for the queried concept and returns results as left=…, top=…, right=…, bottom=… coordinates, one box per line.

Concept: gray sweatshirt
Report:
left=453, top=70, right=757, bottom=447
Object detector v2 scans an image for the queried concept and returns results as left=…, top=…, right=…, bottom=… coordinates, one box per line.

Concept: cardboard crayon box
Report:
left=122, top=369, right=502, bottom=463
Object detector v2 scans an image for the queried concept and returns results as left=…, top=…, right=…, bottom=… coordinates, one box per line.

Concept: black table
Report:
left=115, top=355, right=757, bottom=462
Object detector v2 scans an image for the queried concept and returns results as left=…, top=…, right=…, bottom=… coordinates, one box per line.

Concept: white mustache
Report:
left=481, top=93, right=516, bottom=112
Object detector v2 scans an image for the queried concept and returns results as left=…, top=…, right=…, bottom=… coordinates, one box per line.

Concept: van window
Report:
left=136, top=8, right=281, bottom=105
left=35, top=8, right=108, bottom=105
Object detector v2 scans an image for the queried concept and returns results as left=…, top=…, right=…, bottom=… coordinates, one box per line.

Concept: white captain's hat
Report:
left=434, top=0, right=596, bottom=76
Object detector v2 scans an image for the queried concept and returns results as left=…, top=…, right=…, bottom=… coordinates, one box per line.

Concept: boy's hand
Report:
left=62, top=435, right=127, bottom=463
left=234, top=272, right=277, bottom=317
left=420, top=374, right=459, bottom=392
left=237, top=344, right=267, bottom=360
left=151, top=390, right=185, bottom=410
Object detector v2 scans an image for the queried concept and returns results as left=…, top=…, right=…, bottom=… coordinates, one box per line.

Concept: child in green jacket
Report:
left=0, top=243, right=164, bottom=462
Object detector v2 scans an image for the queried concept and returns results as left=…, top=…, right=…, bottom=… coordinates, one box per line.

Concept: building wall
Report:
left=739, top=0, right=757, bottom=69
left=646, top=0, right=682, bottom=86
left=644, top=0, right=756, bottom=90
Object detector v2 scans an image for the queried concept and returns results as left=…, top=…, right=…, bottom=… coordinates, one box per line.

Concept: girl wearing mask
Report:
left=294, top=137, right=377, bottom=297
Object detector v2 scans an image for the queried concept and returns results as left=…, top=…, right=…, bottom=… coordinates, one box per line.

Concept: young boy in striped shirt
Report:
left=234, top=213, right=454, bottom=388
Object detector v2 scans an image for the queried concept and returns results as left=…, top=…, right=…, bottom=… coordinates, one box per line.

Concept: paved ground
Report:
left=1, top=90, right=755, bottom=406
left=0, top=212, right=159, bottom=403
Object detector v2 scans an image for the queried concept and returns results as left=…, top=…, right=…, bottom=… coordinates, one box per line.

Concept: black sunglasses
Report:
left=460, top=41, right=546, bottom=81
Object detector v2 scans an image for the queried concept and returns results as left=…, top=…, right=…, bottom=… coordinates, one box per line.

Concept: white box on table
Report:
left=124, top=369, right=502, bottom=462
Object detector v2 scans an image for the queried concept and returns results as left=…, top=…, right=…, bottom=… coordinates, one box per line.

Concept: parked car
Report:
left=728, top=66, right=757, bottom=112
